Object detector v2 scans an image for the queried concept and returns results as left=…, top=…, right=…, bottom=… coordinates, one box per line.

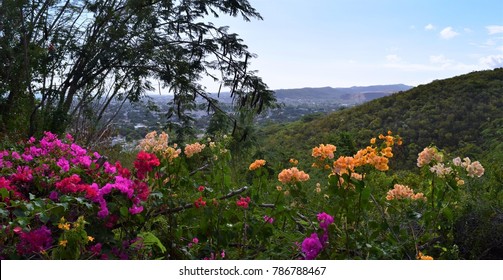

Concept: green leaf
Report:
left=120, top=206, right=129, bottom=217
left=136, top=232, right=166, bottom=253
left=0, top=188, right=9, bottom=199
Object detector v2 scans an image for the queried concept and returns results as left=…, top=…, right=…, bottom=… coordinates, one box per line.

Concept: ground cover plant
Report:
left=0, top=130, right=487, bottom=259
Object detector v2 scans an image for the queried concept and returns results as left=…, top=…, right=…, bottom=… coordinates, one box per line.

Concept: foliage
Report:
left=0, top=130, right=493, bottom=259
left=0, top=0, right=275, bottom=143
left=257, top=68, right=503, bottom=170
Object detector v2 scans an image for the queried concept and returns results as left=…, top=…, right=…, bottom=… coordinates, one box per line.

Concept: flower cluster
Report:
left=15, top=226, right=53, bottom=255
left=236, top=196, right=251, bottom=209
left=194, top=196, right=207, bottom=208
left=386, top=184, right=426, bottom=201
left=301, top=212, right=334, bottom=260
left=249, top=159, right=266, bottom=171
left=134, top=151, right=160, bottom=180
left=184, top=142, right=206, bottom=158
left=312, top=144, right=336, bottom=161
left=301, top=233, right=323, bottom=260
left=429, top=163, right=453, bottom=178
left=325, top=132, right=400, bottom=176
left=454, top=157, right=484, bottom=178
left=1, top=133, right=154, bottom=234
left=137, top=131, right=181, bottom=161
left=278, top=167, right=310, bottom=184
left=417, top=147, right=443, bottom=167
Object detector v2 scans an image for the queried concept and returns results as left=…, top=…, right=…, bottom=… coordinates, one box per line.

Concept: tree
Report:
left=0, top=0, right=275, bottom=144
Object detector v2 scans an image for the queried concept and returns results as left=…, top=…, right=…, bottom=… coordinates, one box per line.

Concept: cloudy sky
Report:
left=200, top=0, right=503, bottom=91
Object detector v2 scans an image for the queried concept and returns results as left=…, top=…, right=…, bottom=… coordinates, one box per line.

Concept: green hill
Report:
left=258, top=68, right=503, bottom=169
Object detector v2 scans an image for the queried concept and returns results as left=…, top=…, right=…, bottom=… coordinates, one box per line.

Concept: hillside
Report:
left=257, top=68, right=503, bottom=169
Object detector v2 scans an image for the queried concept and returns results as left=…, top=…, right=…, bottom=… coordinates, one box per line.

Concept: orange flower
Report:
left=332, top=156, right=355, bottom=175
left=249, top=159, right=266, bottom=171
left=381, top=147, right=393, bottom=158
left=184, top=142, right=206, bottom=158
left=312, top=144, right=336, bottom=160
left=386, top=184, right=426, bottom=201
left=417, top=252, right=434, bottom=260
left=278, top=167, right=310, bottom=184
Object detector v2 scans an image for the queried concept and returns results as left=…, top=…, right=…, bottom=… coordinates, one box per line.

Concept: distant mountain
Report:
left=257, top=68, right=503, bottom=169
left=210, top=84, right=412, bottom=105
left=274, top=84, right=412, bottom=103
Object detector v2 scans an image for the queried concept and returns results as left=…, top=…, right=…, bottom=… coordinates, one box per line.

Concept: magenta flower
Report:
left=128, top=205, right=144, bottom=215
left=316, top=212, right=334, bottom=231
left=263, top=215, right=274, bottom=224
left=16, top=226, right=53, bottom=255
left=301, top=233, right=323, bottom=260
left=57, top=157, right=70, bottom=172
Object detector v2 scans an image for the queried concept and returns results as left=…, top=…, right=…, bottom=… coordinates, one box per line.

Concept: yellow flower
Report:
left=59, top=240, right=68, bottom=247
left=58, top=222, right=71, bottom=231
left=370, top=138, right=376, bottom=144
left=88, top=236, right=95, bottom=242
left=417, top=252, right=434, bottom=260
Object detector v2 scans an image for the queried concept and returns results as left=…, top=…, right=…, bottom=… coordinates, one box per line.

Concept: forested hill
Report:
left=258, top=68, right=503, bottom=168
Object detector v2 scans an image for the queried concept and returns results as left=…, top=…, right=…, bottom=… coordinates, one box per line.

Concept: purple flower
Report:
left=16, top=226, right=53, bottom=255
left=317, top=212, right=334, bottom=231
left=301, top=233, right=323, bottom=260
left=89, top=243, right=102, bottom=255
left=49, top=191, right=59, bottom=201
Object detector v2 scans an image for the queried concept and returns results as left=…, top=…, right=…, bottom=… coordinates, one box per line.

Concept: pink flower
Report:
left=192, top=237, right=199, bottom=244
left=128, top=205, right=144, bottom=215
left=198, top=185, right=205, bottom=192
left=103, top=162, right=117, bottom=174
left=263, top=215, right=274, bottom=224
left=11, top=152, right=21, bottom=160
left=236, top=196, right=251, bottom=209
left=11, top=166, right=33, bottom=183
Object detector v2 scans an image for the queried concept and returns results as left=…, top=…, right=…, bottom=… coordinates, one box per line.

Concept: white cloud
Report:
left=429, top=55, right=453, bottom=66
left=486, top=25, right=503, bottom=35
left=425, top=24, right=435, bottom=31
left=440, top=27, right=459, bottom=39
left=386, top=54, right=402, bottom=63
left=479, top=54, right=503, bottom=68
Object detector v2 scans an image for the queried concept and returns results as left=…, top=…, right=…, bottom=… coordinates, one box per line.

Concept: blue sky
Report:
left=201, top=0, right=503, bottom=91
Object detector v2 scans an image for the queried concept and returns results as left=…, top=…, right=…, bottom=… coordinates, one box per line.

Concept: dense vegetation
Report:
left=1, top=69, right=502, bottom=260
left=257, top=68, right=503, bottom=169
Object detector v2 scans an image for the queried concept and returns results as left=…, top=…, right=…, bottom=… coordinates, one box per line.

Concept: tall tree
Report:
left=0, top=0, right=275, bottom=143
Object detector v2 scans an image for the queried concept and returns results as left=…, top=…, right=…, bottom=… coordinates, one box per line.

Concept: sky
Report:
left=200, top=0, right=503, bottom=91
